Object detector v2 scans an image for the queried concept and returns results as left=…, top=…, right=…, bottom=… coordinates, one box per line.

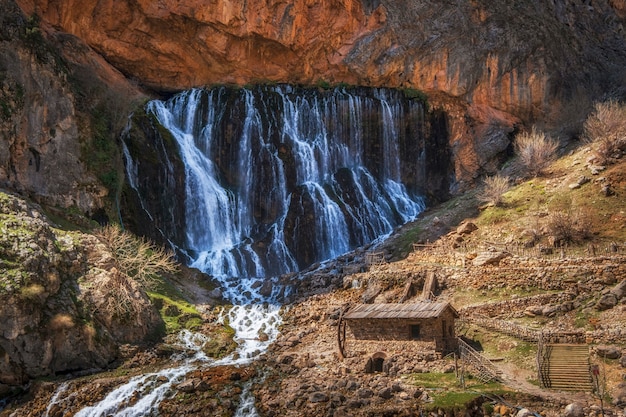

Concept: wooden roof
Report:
left=343, top=302, right=458, bottom=320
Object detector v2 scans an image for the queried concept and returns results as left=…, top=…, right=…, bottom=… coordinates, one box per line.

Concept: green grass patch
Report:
left=390, top=224, right=423, bottom=259
left=405, top=372, right=507, bottom=411
left=428, top=391, right=480, bottom=409
left=148, top=277, right=203, bottom=334
left=478, top=206, right=510, bottom=225
left=401, top=88, right=429, bottom=108
left=406, top=372, right=457, bottom=388
left=574, top=309, right=600, bottom=330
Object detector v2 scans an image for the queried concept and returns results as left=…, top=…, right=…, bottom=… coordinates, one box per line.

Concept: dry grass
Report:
left=20, top=283, right=45, bottom=301
left=49, top=313, right=75, bottom=331
left=514, top=127, right=559, bottom=177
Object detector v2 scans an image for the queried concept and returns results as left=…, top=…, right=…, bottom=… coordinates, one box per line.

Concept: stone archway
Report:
left=365, top=351, right=387, bottom=373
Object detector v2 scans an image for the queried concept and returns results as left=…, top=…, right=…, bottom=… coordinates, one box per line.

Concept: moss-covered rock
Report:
left=0, top=191, right=163, bottom=386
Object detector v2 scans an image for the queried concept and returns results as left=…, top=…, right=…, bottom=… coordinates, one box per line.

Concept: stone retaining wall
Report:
left=460, top=292, right=576, bottom=318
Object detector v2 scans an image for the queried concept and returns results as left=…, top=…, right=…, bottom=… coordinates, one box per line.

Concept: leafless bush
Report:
left=514, top=127, right=559, bottom=177
left=97, top=268, right=142, bottom=319
left=96, top=225, right=178, bottom=289
left=478, top=174, right=510, bottom=206
left=545, top=209, right=593, bottom=246
left=583, top=100, right=626, bottom=165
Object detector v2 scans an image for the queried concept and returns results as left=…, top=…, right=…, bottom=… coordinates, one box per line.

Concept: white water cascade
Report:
left=133, top=85, right=426, bottom=280
left=66, top=320, right=277, bottom=416
left=62, top=85, right=428, bottom=416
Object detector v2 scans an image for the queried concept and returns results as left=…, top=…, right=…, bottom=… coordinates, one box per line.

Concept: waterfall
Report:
left=126, top=85, right=426, bottom=281
left=65, top=85, right=430, bottom=416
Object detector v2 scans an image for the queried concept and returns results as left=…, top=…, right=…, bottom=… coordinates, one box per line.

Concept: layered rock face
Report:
left=1, top=0, right=145, bottom=214
left=0, top=1, right=101, bottom=213
left=0, top=190, right=162, bottom=388
left=14, top=0, right=626, bottom=190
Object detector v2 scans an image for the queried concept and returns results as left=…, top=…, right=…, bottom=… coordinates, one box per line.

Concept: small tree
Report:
left=479, top=174, right=510, bottom=207
left=514, top=127, right=559, bottom=177
left=583, top=100, right=626, bottom=165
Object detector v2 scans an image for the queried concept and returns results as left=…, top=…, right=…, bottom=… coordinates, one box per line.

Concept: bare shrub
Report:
left=479, top=174, right=510, bottom=206
left=583, top=100, right=626, bottom=165
left=514, top=127, right=559, bottom=177
left=97, top=269, right=142, bottom=319
left=545, top=209, right=593, bottom=246
left=92, top=226, right=178, bottom=319
left=96, top=225, right=178, bottom=289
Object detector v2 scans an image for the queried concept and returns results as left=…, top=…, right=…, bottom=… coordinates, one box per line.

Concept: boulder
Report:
left=524, top=305, right=544, bottom=316
left=357, top=388, right=374, bottom=399
left=516, top=408, right=534, bottom=417
left=259, top=280, right=274, bottom=297
left=0, top=192, right=162, bottom=386
left=378, top=387, right=393, bottom=399
left=596, top=293, right=618, bottom=311
left=563, top=403, right=585, bottom=417
left=309, top=392, right=329, bottom=403
left=595, top=345, right=622, bottom=360
left=541, top=305, right=561, bottom=317
left=472, top=250, right=511, bottom=266
left=611, top=280, right=626, bottom=299
left=456, top=222, right=478, bottom=235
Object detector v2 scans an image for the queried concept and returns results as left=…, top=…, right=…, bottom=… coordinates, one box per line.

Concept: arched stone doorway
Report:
left=365, top=352, right=387, bottom=373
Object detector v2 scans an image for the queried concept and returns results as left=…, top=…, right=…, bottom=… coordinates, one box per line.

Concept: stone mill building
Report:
left=338, top=301, right=459, bottom=372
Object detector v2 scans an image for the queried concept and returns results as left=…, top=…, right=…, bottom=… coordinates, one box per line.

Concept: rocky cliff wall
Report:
left=14, top=0, right=626, bottom=191
left=1, top=0, right=145, bottom=215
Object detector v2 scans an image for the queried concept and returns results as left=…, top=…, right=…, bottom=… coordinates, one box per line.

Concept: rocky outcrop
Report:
left=0, top=1, right=101, bottom=213
left=16, top=0, right=626, bottom=113
left=0, top=0, right=145, bottom=216
left=0, top=190, right=162, bottom=388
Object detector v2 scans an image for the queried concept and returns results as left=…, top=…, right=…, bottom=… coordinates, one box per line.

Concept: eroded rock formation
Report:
left=1, top=0, right=145, bottom=214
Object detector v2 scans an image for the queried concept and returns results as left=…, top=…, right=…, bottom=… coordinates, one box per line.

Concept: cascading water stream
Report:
left=63, top=85, right=429, bottom=416
left=131, top=85, right=426, bottom=279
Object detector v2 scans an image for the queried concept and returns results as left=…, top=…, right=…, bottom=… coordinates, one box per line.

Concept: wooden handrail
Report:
left=457, top=337, right=501, bottom=383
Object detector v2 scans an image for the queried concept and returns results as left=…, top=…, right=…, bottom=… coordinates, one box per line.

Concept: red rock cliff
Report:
left=13, top=0, right=626, bottom=189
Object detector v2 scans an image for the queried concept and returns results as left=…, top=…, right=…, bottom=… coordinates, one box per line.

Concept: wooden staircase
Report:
left=538, top=344, right=593, bottom=391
